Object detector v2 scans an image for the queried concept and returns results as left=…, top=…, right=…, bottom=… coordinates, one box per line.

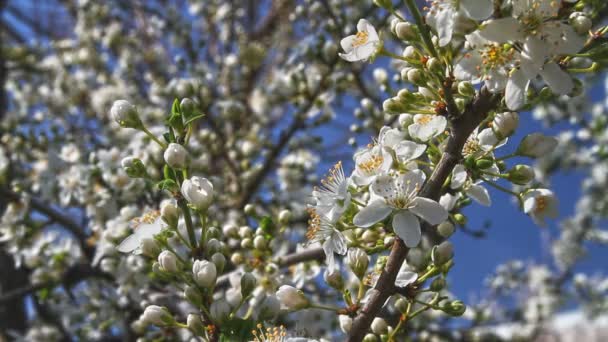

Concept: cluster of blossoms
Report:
left=0, top=0, right=607, bottom=341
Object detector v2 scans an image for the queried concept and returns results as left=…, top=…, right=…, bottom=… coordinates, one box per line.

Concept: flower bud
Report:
left=475, top=158, right=494, bottom=170
left=371, top=318, right=388, bottom=334
left=180, top=98, right=195, bottom=116
left=507, top=165, right=535, bottom=185
left=571, top=14, right=592, bottom=34
left=406, top=68, right=424, bottom=85
left=324, top=269, right=344, bottom=290
left=430, top=277, right=446, bottom=292
left=211, top=252, right=226, bottom=273
left=425, top=57, right=441, bottom=73
left=210, top=300, right=231, bottom=323
left=206, top=238, right=222, bottom=255
left=276, top=285, right=310, bottom=310
left=164, top=143, right=189, bottom=169
left=339, top=315, right=353, bottom=333
left=517, top=133, right=558, bottom=158
left=121, top=157, right=147, bottom=178
left=363, top=333, right=378, bottom=342
left=140, top=237, right=160, bottom=257
left=347, top=248, right=369, bottom=279
left=241, top=238, right=253, bottom=249
left=187, top=314, right=205, bottom=336
left=244, top=203, right=257, bottom=216
left=395, top=22, right=417, bottom=41
left=239, top=226, right=253, bottom=238
left=231, top=252, right=244, bottom=265
left=181, top=176, right=214, bottom=210
left=442, top=300, right=466, bottom=316
left=278, top=209, right=291, bottom=225
left=492, top=112, right=519, bottom=138
left=241, top=272, right=257, bottom=298
left=256, top=295, right=280, bottom=321
left=160, top=202, right=179, bottom=227
left=453, top=213, right=467, bottom=225
left=110, top=100, right=143, bottom=129
left=253, top=235, right=267, bottom=250
left=432, top=241, right=453, bottom=266
left=437, top=221, right=455, bottom=238
left=142, top=305, right=173, bottom=326
left=457, top=81, right=475, bottom=98
left=158, top=250, right=179, bottom=273
left=395, top=297, right=409, bottom=313
left=192, top=259, right=217, bottom=288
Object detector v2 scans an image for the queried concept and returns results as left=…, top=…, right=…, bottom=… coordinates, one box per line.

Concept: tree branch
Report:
left=347, top=88, right=500, bottom=341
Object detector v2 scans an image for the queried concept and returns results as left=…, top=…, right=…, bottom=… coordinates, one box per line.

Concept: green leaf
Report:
left=157, top=179, right=179, bottom=192
left=171, top=98, right=181, bottom=116
left=259, top=216, right=275, bottom=234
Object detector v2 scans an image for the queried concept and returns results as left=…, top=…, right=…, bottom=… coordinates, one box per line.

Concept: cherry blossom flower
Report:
left=117, top=212, right=165, bottom=254
left=306, top=209, right=347, bottom=273
left=426, top=0, right=494, bottom=46
left=339, top=19, right=381, bottom=62
left=451, top=164, right=491, bottom=206
left=351, top=144, right=393, bottom=186
left=523, top=189, right=559, bottom=226
left=353, top=170, right=448, bottom=247
left=408, top=114, right=447, bottom=142
left=311, top=162, right=351, bottom=221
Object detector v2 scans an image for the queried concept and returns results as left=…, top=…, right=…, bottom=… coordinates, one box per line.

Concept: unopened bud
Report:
left=142, top=305, right=173, bottom=326
left=110, top=100, right=143, bottom=129
left=437, top=221, right=455, bottom=238
left=241, top=272, right=257, bottom=298
left=192, top=259, right=217, bottom=288
left=278, top=209, right=291, bottom=224
left=347, top=248, right=369, bottom=279
left=211, top=253, right=226, bottom=273
left=339, top=315, right=353, bottom=333
left=160, top=202, right=179, bottom=227
left=363, top=333, right=378, bottom=342
left=121, top=157, right=147, bottom=178
left=158, top=250, right=179, bottom=273
left=458, top=81, right=475, bottom=98
left=430, top=277, right=446, bottom=292
left=432, top=241, right=454, bottom=265
left=187, top=314, right=206, bottom=336
left=492, top=111, right=519, bottom=139
left=164, top=143, right=189, bottom=170
left=324, top=269, right=344, bottom=290
left=371, top=318, right=388, bottom=334
left=395, top=22, right=417, bottom=41
left=507, top=165, right=535, bottom=185
left=443, top=300, right=466, bottom=316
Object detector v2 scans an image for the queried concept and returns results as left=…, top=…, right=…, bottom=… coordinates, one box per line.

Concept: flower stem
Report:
left=141, top=126, right=167, bottom=149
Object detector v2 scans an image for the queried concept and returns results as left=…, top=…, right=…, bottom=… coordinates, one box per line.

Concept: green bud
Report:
left=458, top=81, right=475, bottom=98
left=241, top=272, right=257, bottom=298
left=121, top=157, right=148, bottom=178
left=211, top=253, right=226, bottom=274
left=475, top=158, right=494, bottom=170
left=395, top=297, right=409, bottom=313
left=453, top=213, right=467, bottom=225
left=507, top=164, right=535, bottom=185
left=437, top=221, right=455, bottom=238
left=363, top=333, right=378, bottom=342
left=443, top=300, right=466, bottom=316
left=430, top=277, right=446, bottom=292
left=425, top=57, right=442, bottom=74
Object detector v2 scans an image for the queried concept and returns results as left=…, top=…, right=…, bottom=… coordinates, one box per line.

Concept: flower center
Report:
left=352, top=31, right=369, bottom=47
left=415, top=115, right=434, bottom=125
left=132, top=210, right=160, bottom=228
left=534, top=195, right=548, bottom=214
left=385, top=178, right=421, bottom=209
left=358, top=154, right=384, bottom=174
left=462, top=138, right=480, bottom=156
left=480, top=44, right=514, bottom=71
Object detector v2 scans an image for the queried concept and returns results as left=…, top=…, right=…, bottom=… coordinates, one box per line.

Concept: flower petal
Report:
left=410, top=197, right=448, bottom=225
left=479, top=18, right=523, bottom=43
left=461, top=0, right=493, bottom=20
left=353, top=199, right=392, bottom=227
left=540, top=62, right=573, bottom=95
left=392, top=211, right=422, bottom=247
left=467, top=184, right=491, bottom=206
left=506, top=69, right=529, bottom=110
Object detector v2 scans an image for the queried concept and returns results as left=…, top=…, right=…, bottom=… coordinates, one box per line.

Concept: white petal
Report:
left=353, top=199, right=392, bottom=227
left=506, top=69, right=529, bottom=110
left=395, top=262, right=418, bottom=287
left=392, top=211, right=422, bottom=247
left=455, top=52, right=483, bottom=82
left=435, top=8, right=455, bottom=47
left=451, top=164, right=467, bottom=189
left=466, top=184, right=491, bottom=206
left=540, top=62, right=573, bottom=95
left=410, top=197, right=448, bottom=225
left=394, top=140, right=427, bottom=161
left=323, top=240, right=338, bottom=273
left=461, top=0, right=493, bottom=20
left=440, top=193, right=460, bottom=211
left=479, top=18, right=523, bottom=43
left=340, top=35, right=355, bottom=53
left=117, top=234, right=140, bottom=253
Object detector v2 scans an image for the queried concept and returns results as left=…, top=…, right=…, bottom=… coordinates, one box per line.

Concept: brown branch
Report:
left=346, top=88, right=500, bottom=341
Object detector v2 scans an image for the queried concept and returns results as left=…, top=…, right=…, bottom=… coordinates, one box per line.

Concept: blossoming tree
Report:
left=1, top=0, right=608, bottom=341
